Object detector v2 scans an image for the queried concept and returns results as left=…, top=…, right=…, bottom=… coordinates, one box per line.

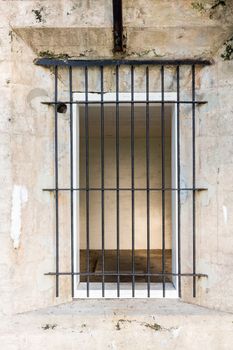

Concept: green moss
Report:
left=221, top=36, right=233, bottom=61
left=115, top=319, right=133, bottom=330
left=144, top=322, right=162, bottom=331
left=115, top=319, right=163, bottom=332
left=192, top=0, right=226, bottom=16
left=38, top=51, right=71, bottom=59
left=191, top=2, right=205, bottom=12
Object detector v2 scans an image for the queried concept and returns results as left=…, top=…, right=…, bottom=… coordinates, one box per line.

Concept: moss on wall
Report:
left=38, top=50, right=71, bottom=59
left=32, top=7, right=45, bottom=23
left=221, top=36, right=233, bottom=60
left=191, top=0, right=226, bottom=18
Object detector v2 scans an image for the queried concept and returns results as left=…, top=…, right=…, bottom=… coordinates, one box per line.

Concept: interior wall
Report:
left=78, top=105, right=172, bottom=250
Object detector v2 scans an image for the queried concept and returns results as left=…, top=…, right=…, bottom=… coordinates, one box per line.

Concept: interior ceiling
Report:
left=79, top=105, right=171, bottom=138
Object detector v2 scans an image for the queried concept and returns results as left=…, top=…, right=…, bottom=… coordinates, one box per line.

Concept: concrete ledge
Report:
left=1, top=300, right=233, bottom=349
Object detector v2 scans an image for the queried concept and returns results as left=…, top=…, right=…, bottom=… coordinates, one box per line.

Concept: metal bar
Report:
left=54, top=66, right=59, bottom=297
left=85, top=67, right=90, bottom=297
left=69, top=66, right=74, bottom=297
left=146, top=66, right=150, bottom=297
left=131, top=65, right=135, bottom=297
left=192, top=64, right=196, bottom=297
left=42, top=100, right=208, bottom=105
left=45, top=61, right=207, bottom=299
left=43, top=187, right=208, bottom=192
left=100, top=66, right=105, bottom=297
left=45, top=272, right=208, bottom=277
left=161, top=65, right=166, bottom=297
left=35, top=58, right=212, bottom=67
left=112, top=0, right=123, bottom=52
left=177, top=66, right=182, bottom=297
left=116, top=65, right=120, bottom=297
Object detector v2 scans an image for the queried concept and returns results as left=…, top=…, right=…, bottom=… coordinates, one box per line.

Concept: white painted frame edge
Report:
left=72, top=92, right=179, bottom=299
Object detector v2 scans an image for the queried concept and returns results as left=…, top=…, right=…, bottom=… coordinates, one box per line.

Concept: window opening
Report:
left=37, top=59, right=210, bottom=298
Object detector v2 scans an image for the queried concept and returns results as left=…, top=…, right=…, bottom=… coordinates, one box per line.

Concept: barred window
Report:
left=37, top=59, right=210, bottom=298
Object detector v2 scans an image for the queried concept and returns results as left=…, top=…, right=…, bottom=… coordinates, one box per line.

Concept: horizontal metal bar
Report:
left=42, top=100, right=207, bottom=105
left=35, top=58, right=212, bottom=67
left=45, top=272, right=208, bottom=277
left=43, top=187, right=207, bottom=192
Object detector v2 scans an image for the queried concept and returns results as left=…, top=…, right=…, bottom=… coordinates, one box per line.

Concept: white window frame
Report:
left=72, top=92, right=178, bottom=298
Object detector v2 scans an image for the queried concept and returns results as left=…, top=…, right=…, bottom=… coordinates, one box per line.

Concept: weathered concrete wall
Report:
left=1, top=0, right=233, bottom=319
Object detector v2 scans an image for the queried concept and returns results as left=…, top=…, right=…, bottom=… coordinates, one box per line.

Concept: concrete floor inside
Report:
left=80, top=249, right=172, bottom=283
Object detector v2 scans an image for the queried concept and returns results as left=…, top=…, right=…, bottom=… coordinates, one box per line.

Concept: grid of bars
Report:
left=36, top=58, right=211, bottom=298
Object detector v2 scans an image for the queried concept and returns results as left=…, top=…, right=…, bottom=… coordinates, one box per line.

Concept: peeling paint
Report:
left=223, top=205, right=228, bottom=224
left=10, top=185, right=28, bottom=249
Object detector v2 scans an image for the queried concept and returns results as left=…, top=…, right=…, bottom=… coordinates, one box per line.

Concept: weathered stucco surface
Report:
left=1, top=1, right=233, bottom=346
left=1, top=300, right=233, bottom=350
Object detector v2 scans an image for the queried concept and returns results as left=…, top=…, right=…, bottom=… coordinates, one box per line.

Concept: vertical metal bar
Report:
left=131, top=65, right=135, bottom=297
left=176, top=66, right=181, bottom=297
left=112, top=0, right=123, bottom=52
left=54, top=66, right=59, bottom=297
left=161, top=65, right=166, bottom=297
left=100, top=66, right=105, bottom=297
left=146, top=67, right=150, bottom=297
left=85, top=66, right=90, bottom=297
left=192, top=64, right=196, bottom=297
left=116, top=65, right=120, bottom=297
left=69, top=66, right=74, bottom=297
